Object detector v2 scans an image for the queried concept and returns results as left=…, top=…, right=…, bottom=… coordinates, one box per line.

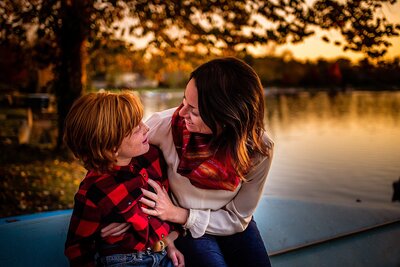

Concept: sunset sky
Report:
left=123, top=1, right=400, bottom=62
left=253, top=1, right=400, bottom=61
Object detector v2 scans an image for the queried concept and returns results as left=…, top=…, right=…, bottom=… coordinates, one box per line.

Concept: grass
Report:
left=0, top=144, right=86, bottom=218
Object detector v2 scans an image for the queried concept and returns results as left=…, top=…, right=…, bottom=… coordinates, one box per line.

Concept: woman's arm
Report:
left=140, top=152, right=273, bottom=238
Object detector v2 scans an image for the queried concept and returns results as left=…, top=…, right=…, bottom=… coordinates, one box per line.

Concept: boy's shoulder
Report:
left=78, top=170, right=113, bottom=191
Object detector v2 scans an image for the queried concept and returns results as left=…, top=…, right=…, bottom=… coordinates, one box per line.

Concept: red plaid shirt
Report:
left=65, top=145, right=173, bottom=266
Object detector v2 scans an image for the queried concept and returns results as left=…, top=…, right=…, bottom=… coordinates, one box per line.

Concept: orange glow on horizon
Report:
left=248, top=1, right=400, bottom=62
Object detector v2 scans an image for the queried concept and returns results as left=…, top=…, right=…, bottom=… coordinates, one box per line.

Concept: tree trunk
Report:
left=55, top=0, right=88, bottom=149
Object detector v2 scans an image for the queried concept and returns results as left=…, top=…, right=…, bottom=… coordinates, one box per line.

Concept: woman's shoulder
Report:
left=145, top=107, right=175, bottom=131
left=249, top=131, right=274, bottom=169
left=262, top=131, right=274, bottom=149
left=146, top=107, right=177, bottom=124
left=146, top=108, right=177, bottom=146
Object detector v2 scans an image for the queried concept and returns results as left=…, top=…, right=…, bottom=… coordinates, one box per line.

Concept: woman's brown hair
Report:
left=63, top=91, right=143, bottom=172
left=191, top=57, right=272, bottom=179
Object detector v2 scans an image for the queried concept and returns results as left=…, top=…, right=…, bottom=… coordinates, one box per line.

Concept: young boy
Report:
left=64, top=91, right=184, bottom=267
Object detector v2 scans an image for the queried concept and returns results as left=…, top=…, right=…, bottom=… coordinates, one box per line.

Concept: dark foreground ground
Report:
left=0, top=144, right=86, bottom=218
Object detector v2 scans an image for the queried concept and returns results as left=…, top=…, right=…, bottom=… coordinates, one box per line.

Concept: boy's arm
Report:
left=65, top=193, right=101, bottom=267
left=165, top=230, right=179, bottom=244
left=166, top=231, right=184, bottom=267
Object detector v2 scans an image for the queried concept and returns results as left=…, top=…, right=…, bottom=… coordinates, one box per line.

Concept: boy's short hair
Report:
left=63, top=91, right=143, bottom=172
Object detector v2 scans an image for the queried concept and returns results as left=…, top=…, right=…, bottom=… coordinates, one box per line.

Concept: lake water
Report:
left=140, top=90, right=400, bottom=208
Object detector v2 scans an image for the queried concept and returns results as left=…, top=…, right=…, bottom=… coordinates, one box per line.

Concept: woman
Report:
left=102, top=57, right=274, bottom=267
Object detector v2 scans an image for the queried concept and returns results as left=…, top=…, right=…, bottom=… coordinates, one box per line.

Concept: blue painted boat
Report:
left=1, top=196, right=399, bottom=266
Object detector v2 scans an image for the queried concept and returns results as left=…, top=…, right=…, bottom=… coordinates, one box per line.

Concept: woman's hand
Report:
left=140, top=179, right=189, bottom=224
left=100, top=222, right=130, bottom=238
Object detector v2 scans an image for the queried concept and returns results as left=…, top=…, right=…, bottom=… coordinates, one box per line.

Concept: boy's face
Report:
left=116, top=121, right=150, bottom=165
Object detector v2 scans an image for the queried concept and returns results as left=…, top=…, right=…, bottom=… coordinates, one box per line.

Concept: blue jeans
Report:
left=175, top=218, right=271, bottom=267
left=98, top=250, right=173, bottom=267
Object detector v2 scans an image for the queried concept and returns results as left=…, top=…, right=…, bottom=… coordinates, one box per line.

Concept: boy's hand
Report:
left=100, top=222, right=130, bottom=238
left=167, top=242, right=185, bottom=267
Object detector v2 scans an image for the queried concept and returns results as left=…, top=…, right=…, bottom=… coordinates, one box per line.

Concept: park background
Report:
left=1, top=0, right=400, bottom=218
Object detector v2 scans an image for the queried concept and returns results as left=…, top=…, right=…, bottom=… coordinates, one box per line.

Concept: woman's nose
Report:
left=179, top=104, right=189, bottom=117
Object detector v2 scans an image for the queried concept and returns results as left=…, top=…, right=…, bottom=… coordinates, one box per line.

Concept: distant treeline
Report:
left=245, top=56, right=400, bottom=90
left=142, top=55, right=400, bottom=91
left=85, top=42, right=400, bottom=91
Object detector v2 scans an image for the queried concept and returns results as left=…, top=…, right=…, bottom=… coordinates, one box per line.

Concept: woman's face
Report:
left=179, top=79, right=212, bottom=134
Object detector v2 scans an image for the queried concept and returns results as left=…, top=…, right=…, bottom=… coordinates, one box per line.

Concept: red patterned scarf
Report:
left=171, top=105, right=240, bottom=191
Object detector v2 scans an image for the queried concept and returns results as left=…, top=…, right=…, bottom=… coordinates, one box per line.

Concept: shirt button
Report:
left=128, top=201, right=132, bottom=205
left=147, top=216, right=151, bottom=219
left=161, top=234, right=164, bottom=238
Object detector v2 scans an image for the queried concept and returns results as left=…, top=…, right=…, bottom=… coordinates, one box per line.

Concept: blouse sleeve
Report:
left=184, top=150, right=273, bottom=237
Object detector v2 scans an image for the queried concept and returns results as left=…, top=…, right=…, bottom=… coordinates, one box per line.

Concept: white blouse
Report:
left=146, top=107, right=274, bottom=238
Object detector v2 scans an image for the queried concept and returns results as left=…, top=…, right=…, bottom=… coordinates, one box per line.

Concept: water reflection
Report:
left=140, top=90, right=183, bottom=120
left=263, top=91, right=400, bottom=206
left=139, top=90, right=400, bottom=207
left=265, top=92, right=400, bottom=135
